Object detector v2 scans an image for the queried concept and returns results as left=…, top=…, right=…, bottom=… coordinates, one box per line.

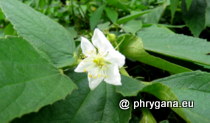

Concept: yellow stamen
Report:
left=93, top=57, right=105, bottom=68
left=88, top=74, right=93, bottom=78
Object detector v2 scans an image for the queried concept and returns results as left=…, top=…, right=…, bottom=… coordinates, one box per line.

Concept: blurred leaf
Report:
left=13, top=72, right=131, bottom=123
left=97, top=22, right=110, bottom=30
left=170, top=0, right=179, bottom=21
left=116, top=77, right=179, bottom=100
left=182, top=0, right=207, bottom=37
left=185, top=0, right=192, bottom=10
left=90, top=5, right=104, bottom=30
left=157, top=24, right=185, bottom=28
left=116, top=76, right=186, bottom=121
left=206, top=0, right=210, bottom=27
left=67, top=27, right=77, bottom=39
left=117, top=71, right=210, bottom=123
left=140, top=108, right=157, bottom=123
left=105, top=7, right=118, bottom=23
left=117, top=10, right=149, bottom=24
left=0, top=29, right=4, bottom=37
left=116, top=75, right=146, bottom=97
left=142, top=5, right=166, bottom=24
left=106, top=0, right=128, bottom=10
left=0, top=0, right=76, bottom=68
left=36, top=0, right=48, bottom=8
left=122, top=20, right=142, bottom=34
left=138, top=26, right=210, bottom=66
left=3, top=24, right=17, bottom=36
left=155, top=71, right=210, bottom=123
left=117, top=34, right=191, bottom=74
left=0, top=9, right=4, bottom=20
left=0, top=37, right=77, bottom=123
left=196, top=63, right=210, bottom=69
left=159, top=120, right=169, bottom=123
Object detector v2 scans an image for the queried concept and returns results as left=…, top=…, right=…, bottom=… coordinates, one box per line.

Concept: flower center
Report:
left=93, top=57, right=106, bottom=68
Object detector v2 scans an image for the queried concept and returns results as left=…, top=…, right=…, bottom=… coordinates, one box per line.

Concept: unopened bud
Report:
left=107, top=33, right=116, bottom=46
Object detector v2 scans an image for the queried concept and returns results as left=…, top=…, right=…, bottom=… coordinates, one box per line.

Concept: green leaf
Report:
left=140, top=108, right=156, bottom=123
left=182, top=0, right=207, bottom=37
left=116, top=76, right=177, bottom=99
left=122, top=20, right=142, bottom=34
left=4, top=24, right=17, bottom=36
left=90, top=5, right=104, bottom=30
left=0, top=0, right=76, bottom=68
left=117, top=11, right=149, bottom=24
left=0, top=9, right=4, bottom=20
left=116, top=76, right=146, bottom=97
left=117, top=71, right=210, bottom=123
left=205, top=0, right=210, bottom=27
left=117, top=34, right=191, bottom=74
left=185, top=0, right=192, bottom=10
left=106, top=0, right=128, bottom=10
left=116, top=76, right=186, bottom=121
left=138, top=26, right=210, bottom=66
left=0, top=37, right=77, bottom=123
left=0, top=29, right=4, bottom=37
left=155, top=71, right=210, bottom=123
left=170, top=0, right=179, bottom=21
left=105, top=8, right=118, bottom=23
left=97, top=22, right=111, bottom=31
left=13, top=72, right=131, bottom=123
left=142, top=5, right=166, bottom=24
left=67, top=27, right=78, bottom=39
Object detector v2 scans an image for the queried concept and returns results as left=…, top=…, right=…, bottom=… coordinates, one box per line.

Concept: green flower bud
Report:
left=107, top=33, right=117, bottom=46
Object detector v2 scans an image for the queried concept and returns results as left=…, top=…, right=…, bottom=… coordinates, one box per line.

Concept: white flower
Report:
left=74, top=28, right=125, bottom=90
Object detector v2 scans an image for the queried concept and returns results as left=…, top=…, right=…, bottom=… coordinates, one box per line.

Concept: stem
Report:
left=115, top=36, right=125, bottom=50
left=120, top=67, right=130, bottom=77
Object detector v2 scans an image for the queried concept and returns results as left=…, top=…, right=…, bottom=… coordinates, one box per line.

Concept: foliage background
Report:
left=0, top=0, right=210, bottom=123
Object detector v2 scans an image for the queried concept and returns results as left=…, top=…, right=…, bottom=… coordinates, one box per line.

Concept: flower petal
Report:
left=104, top=65, right=122, bottom=85
left=74, top=58, right=94, bottom=72
left=88, top=74, right=104, bottom=90
left=81, top=37, right=96, bottom=56
left=105, top=50, right=125, bottom=68
left=92, top=28, right=114, bottom=53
